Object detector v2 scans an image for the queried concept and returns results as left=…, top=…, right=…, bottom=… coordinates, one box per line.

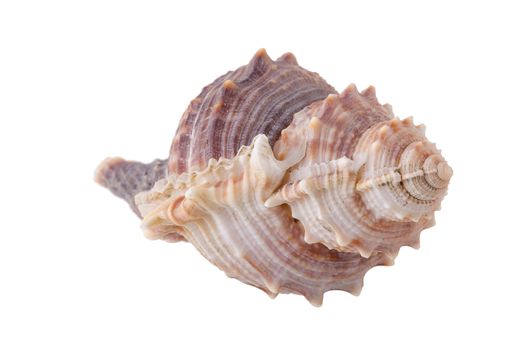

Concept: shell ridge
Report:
left=138, top=134, right=388, bottom=303
left=270, top=87, right=450, bottom=257
left=168, top=49, right=335, bottom=174
left=98, top=50, right=452, bottom=305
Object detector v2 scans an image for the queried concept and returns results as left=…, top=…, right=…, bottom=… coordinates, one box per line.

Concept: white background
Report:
left=1, top=1, right=523, bottom=349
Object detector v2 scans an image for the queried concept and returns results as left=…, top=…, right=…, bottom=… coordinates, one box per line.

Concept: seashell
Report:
left=95, top=49, right=452, bottom=305
left=168, top=48, right=336, bottom=175
left=266, top=86, right=448, bottom=256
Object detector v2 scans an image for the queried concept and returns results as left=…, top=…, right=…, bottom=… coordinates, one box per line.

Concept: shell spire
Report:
left=267, top=86, right=450, bottom=257
left=96, top=50, right=452, bottom=305
left=354, top=116, right=452, bottom=223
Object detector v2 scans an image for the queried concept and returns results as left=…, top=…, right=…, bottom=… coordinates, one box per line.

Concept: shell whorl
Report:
left=266, top=85, right=449, bottom=257
left=168, top=49, right=336, bottom=175
left=354, top=117, right=451, bottom=222
left=137, top=135, right=392, bottom=306
left=96, top=49, right=452, bottom=305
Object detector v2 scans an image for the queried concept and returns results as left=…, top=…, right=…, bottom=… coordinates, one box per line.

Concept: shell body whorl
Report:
left=168, top=49, right=336, bottom=175
left=96, top=49, right=452, bottom=305
left=137, top=135, right=392, bottom=306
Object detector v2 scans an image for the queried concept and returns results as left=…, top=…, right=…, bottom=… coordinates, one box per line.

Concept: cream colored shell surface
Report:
left=96, top=49, right=452, bottom=305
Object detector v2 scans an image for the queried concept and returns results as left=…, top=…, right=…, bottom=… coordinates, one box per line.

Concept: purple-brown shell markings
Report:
left=168, top=48, right=336, bottom=175
left=94, top=158, right=168, bottom=216
left=137, top=137, right=392, bottom=305
left=95, top=49, right=452, bottom=305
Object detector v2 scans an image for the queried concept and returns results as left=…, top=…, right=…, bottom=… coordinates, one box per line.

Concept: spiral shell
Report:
left=168, top=48, right=335, bottom=174
left=95, top=49, right=452, bottom=305
left=266, top=85, right=445, bottom=257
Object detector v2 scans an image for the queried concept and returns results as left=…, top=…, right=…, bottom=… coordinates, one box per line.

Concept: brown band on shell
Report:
left=138, top=135, right=393, bottom=305
left=168, top=49, right=336, bottom=175
left=272, top=84, right=393, bottom=168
